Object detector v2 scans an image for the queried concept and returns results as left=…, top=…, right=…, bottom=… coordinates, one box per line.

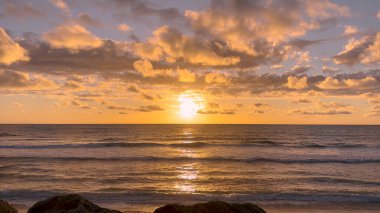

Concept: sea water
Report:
left=0, top=124, right=379, bottom=212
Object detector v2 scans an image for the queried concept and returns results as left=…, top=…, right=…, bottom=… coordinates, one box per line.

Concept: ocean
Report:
left=0, top=124, right=379, bottom=212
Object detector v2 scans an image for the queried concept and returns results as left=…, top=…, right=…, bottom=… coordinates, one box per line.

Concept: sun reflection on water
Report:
left=175, top=163, right=198, bottom=193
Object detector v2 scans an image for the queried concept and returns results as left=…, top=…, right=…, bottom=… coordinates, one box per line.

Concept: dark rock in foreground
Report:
left=0, top=199, right=18, bottom=213
left=27, top=194, right=122, bottom=213
left=153, top=201, right=267, bottom=213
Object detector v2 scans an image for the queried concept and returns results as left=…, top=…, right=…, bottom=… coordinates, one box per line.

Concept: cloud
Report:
left=291, top=99, right=312, bottom=104
left=129, top=42, right=163, bottom=61
left=136, top=105, right=164, bottom=112
left=317, top=76, right=378, bottom=90
left=13, top=102, right=24, bottom=107
left=177, top=68, right=195, bottom=83
left=70, top=100, right=92, bottom=109
left=322, top=65, right=340, bottom=74
left=318, top=101, right=350, bottom=109
left=0, top=0, right=44, bottom=19
left=361, top=33, right=380, bottom=64
left=287, top=65, right=311, bottom=75
left=377, top=11, right=380, bottom=21
left=127, top=85, right=139, bottom=93
left=42, top=24, right=103, bottom=51
left=343, top=25, right=358, bottom=36
left=184, top=0, right=347, bottom=56
left=133, top=60, right=172, bottom=77
left=368, top=105, right=380, bottom=116
left=207, top=103, right=219, bottom=109
left=288, top=39, right=322, bottom=49
left=291, top=109, right=352, bottom=115
left=107, top=105, right=128, bottom=110
left=16, top=38, right=135, bottom=73
left=0, top=70, right=54, bottom=88
left=141, top=93, right=154, bottom=100
left=270, top=64, right=283, bottom=69
left=197, top=109, right=218, bottom=114
left=50, top=0, right=70, bottom=14
left=305, top=0, right=349, bottom=18
left=254, top=103, right=269, bottom=107
left=286, top=76, right=308, bottom=89
left=197, top=109, right=235, bottom=115
left=296, top=52, right=311, bottom=64
left=126, top=84, right=154, bottom=100
left=205, top=72, right=229, bottom=84
left=0, top=28, right=29, bottom=65
left=334, top=33, right=380, bottom=65
left=76, top=13, right=102, bottom=27
left=63, top=80, right=83, bottom=90
left=118, top=23, right=131, bottom=32
left=150, top=26, right=240, bottom=66
left=106, top=0, right=182, bottom=22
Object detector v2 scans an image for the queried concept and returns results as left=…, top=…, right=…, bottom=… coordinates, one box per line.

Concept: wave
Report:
left=0, top=141, right=375, bottom=149
left=308, top=177, right=380, bottom=186
left=0, top=132, right=19, bottom=137
left=1, top=156, right=379, bottom=164
left=303, top=143, right=369, bottom=148
left=1, top=189, right=379, bottom=204
left=0, top=141, right=283, bottom=149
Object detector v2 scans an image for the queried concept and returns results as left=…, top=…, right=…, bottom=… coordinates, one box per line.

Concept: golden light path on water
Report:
left=174, top=128, right=199, bottom=193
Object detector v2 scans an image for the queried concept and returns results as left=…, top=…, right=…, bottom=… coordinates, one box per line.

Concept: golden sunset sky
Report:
left=0, top=0, right=380, bottom=124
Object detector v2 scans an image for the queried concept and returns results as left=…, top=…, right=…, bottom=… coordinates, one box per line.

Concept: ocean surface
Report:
left=0, top=124, right=380, bottom=212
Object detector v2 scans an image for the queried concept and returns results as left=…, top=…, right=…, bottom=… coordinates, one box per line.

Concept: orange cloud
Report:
left=286, top=76, right=308, bottom=89
left=0, top=28, right=29, bottom=65
left=43, top=24, right=103, bottom=51
left=49, top=0, right=70, bottom=14
left=118, top=23, right=131, bottom=32
left=317, top=76, right=378, bottom=90
left=150, top=26, right=240, bottom=66
left=362, top=33, right=380, bottom=64
left=177, top=68, right=196, bottom=83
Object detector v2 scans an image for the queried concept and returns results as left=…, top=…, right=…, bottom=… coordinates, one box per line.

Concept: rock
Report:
left=154, top=201, right=267, bottom=213
left=0, top=199, right=18, bottom=213
left=27, top=194, right=122, bottom=213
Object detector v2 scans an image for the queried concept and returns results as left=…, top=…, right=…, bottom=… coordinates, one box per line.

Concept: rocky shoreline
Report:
left=0, top=194, right=267, bottom=213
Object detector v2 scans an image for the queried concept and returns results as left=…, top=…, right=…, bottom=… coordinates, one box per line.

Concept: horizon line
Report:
left=1, top=123, right=379, bottom=126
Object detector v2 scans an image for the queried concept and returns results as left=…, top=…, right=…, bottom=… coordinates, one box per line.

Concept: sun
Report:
left=178, top=94, right=203, bottom=119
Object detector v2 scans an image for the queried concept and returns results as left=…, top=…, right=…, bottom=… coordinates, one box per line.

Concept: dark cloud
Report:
left=286, top=65, right=312, bottom=76
left=197, top=109, right=218, bottom=114
left=98, top=0, right=182, bottom=22
left=197, top=109, right=235, bottom=115
left=107, top=105, right=128, bottom=110
left=290, top=99, right=312, bottom=104
left=288, top=39, right=322, bottom=49
left=141, top=93, right=154, bottom=100
left=10, top=38, right=136, bottom=74
left=135, top=105, right=164, bottom=112
left=75, top=13, right=102, bottom=27
left=291, top=109, right=352, bottom=115
left=0, top=70, right=31, bottom=88
left=127, top=85, right=139, bottom=93
left=0, top=70, right=54, bottom=88
left=333, top=33, right=380, bottom=65
left=254, top=103, right=269, bottom=107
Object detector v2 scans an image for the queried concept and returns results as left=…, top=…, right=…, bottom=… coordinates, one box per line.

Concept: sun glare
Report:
left=178, top=94, right=203, bottom=119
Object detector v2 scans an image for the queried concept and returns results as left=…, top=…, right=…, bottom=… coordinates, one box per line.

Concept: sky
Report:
left=0, top=0, right=380, bottom=124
